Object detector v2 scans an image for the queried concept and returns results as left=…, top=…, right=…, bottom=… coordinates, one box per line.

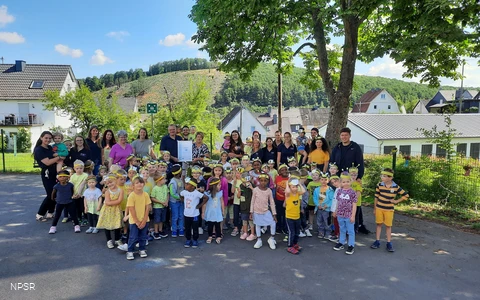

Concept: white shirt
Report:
left=180, top=190, right=204, bottom=217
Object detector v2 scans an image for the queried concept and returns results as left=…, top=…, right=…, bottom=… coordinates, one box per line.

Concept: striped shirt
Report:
left=375, top=181, right=409, bottom=211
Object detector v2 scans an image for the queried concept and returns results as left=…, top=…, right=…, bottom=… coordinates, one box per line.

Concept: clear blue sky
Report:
left=1, top=1, right=478, bottom=86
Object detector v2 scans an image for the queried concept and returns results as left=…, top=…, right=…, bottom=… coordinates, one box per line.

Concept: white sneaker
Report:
left=86, top=227, right=94, bottom=234
left=268, top=237, right=276, bottom=250
left=49, top=226, right=56, bottom=234
left=199, top=227, right=204, bottom=235
left=115, top=240, right=123, bottom=246
left=92, top=228, right=99, bottom=234
left=74, top=225, right=81, bottom=233
left=308, top=224, right=313, bottom=231
left=254, top=238, right=263, bottom=249
left=107, top=240, right=115, bottom=249
left=299, top=231, right=306, bottom=238
left=45, top=213, right=54, bottom=219
left=305, top=229, right=313, bottom=237
left=139, top=250, right=148, bottom=258
left=117, top=243, right=128, bottom=252
left=126, top=252, right=134, bottom=260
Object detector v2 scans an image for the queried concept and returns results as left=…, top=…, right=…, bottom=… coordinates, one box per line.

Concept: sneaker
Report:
left=231, top=228, right=239, bottom=237
left=81, top=219, right=88, bottom=227
left=48, top=226, right=56, bottom=234
left=308, top=224, right=313, bottom=231
left=293, top=244, right=303, bottom=251
left=61, top=217, right=69, bottom=223
left=198, top=227, right=204, bottom=235
left=86, top=227, right=94, bottom=234
left=153, top=232, right=161, bottom=240
left=346, top=245, right=355, bottom=255
left=287, top=246, right=299, bottom=255
left=139, top=250, right=148, bottom=258
left=184, top=240, right=192, bottom=248
left=45, top=213, right=54, bottom=219
left=240, top=232, right=248, bottom=240
left=283, top=235, right=288, bottom=242
left=36, top=214, right=46, bottom=222
left=299, top=231, right=306, bottom=238
left=371, top=240, right=380, bottom=249
left=323, top=234, right=330, bottom=240
left=171, top=232, right=178, bottom=238
left=159, top=231, right=168, bottom=238
left=254, top=238, right=263, bottom=249
left=358, top=225, right=371, bottom=234
left=179, top=230, right=184, bottom=237
left=317, top=233, right=325, bottom=239
left=333, top=243, right=344, bottom=251
left=107, top=240, right=115, bottom=249
left=74, top=225, right=81, bottom=233
left=267, top=237, right=276, bottom=250
left=115, top=240, right=124, bottom=247
left=117, top=243, right=128, bottom=252
left=328, top=235, right=339, bottom=243
left=246, top=234, right=256, bottom=241
left=126, top=252, right=134, bottom=260
left=386, top=242, right=395, bottom=252
left=92, top=228, right=99, bottom=234
left=192, top=240, right=199, bottom=248
left=305, top=229, right=313, bottom=237
left=147, top=234, right=154, bottom=241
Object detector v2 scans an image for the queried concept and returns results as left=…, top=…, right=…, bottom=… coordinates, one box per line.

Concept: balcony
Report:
left=0, top=113, right=42, bottom=126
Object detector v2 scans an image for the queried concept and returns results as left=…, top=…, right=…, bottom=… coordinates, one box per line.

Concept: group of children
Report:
left=47, top=148, right=409, bottom=260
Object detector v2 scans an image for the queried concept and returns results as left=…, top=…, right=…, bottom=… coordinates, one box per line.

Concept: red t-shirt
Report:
left=275, top=175, right=289, bottom=201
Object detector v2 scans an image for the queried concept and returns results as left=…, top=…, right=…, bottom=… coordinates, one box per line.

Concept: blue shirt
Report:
left=277, top=143, right=297, bottom=164
left=53, top=182, right=74, bottom=204
left=160, top=134, right=182, bottom=162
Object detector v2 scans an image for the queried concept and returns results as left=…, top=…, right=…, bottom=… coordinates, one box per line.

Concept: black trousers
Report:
left=51, top=202, right=78, bottom=226
left=207, top=221, right=221, bottom=237
left=355, top=206, right=364, bottom=231
left=87, top=213, right=99, bottom=227
left=38, top=171, right=57, bottom=215
left=275, top=200, right=287, bottom=233
left=105, top=228, right=121, bottom=241
left=75, top=197, right=85, bottom=220
left=233, top=204, right=241, bottom=228
left=185, top=216, right=199, bottom=241
left=286, top=218, right=301, bottom=247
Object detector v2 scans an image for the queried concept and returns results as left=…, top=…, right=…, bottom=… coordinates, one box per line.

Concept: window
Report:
left=436, top=145, right=446, bottom=158
left=250, top=126, right=255, bottom=133
left=381, top=94, right=386, bottom=99
left=384, top=146, right=395, bottom=154
left=67, top=84, right=71, bottom=92
left=457, top=143, right=467, bottom=156
left=374, top=105, right=377, bottom=109
left=388, top=105, right=391, bottom=109
left=30, top=80, right=45, bottom=89
left=421, top=144, right=433, bottom=156
left=471, top=143, right=480, bottom=159
left=399, top=145, right=411, bottom=156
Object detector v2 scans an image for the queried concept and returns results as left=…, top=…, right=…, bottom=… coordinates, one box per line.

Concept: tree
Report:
left=126, top=77, right=149, bottom=97
left=190, top=0, right=479, bottom=146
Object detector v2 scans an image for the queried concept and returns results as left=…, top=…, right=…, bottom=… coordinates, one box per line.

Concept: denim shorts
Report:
left=241, top=213, right=250, bottom=221
left=153, top=208, right=167, bottom=223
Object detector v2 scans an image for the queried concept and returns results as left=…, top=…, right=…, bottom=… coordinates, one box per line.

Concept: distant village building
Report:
left=351, top=89, right=400, bottom=114
left=218, top=106, right=267, bottom=139
left=425, top=89, right=480, bottom=113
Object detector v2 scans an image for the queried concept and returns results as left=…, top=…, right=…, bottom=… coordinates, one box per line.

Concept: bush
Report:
left=16, top=127, right=32, bottom=153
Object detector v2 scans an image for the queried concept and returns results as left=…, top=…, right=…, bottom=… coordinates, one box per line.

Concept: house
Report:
left=413, top=100, right=430, bottom=114
left=317, top=114, right=480, bottom=159
left=351, top=89, right=400, bottom=114
left=0, top=60, right=78, bottom=150
left=218, top=106, right=267, bottom=139
left=426, top=89, right=480, bottom=113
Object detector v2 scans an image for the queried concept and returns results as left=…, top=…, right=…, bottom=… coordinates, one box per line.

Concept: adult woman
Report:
left=276, top=132, right=297, bottom=166
left=250, top=139, right=263, bottom=161
left=131, top=128, right=156, bottom=159
left=108, top=130, right=133, bottom=169
left=66, top=135, right=91, bottom=167
left=228, top=130, right=244, bottom=159
left=192, top=132, right=210, bottom=163
left=101, top=130, right=116, bottom=166
left=33, top=131, right=62, bottom=221
left=261, top=137, right=277, bottom=167
left=307, top=137, right=330, bottom=173
left=273, top=130, right=283, bottom=148
left=86, top=125, right=102, bottom=175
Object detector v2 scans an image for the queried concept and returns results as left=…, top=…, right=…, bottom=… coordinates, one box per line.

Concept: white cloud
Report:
left=89, top=49, right=113, bottom=65
left=54, top=44, right=83, bottom=58
left=159, top=33, right=185, bottom=46
left=186, top=36, right=205, bottom=49
left=0, top=31, right=25, bottom=44
left=0, top=5, right=15, bottom=27
left=106, top=31, right=130, bottom=41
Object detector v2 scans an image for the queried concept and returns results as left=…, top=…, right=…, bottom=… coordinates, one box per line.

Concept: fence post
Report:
left=391, top=147, right=397, bottom=172
left=1, top=129, right=5, bottom=173
left=210, top=132, right=213, bottom=154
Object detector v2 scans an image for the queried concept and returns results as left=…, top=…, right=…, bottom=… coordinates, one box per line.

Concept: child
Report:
left=140, top=167, right=153, bottom=195
left=349, top=166, right=370, bottom=234
left=328, top=175, right=341, bottom=242
left=208, top=164, right=229, bottom=234
left=221, top=132, right=231, bottom=152
left=203, top=177, right=225, bottom=244
left=219, top=151, right=231, bottom=169
left=162, top=151, right=173, bottom=175
left=371, top=168, right=409, bottom=252
left=239, top=172, right=256, bottom=241
left=181, top=178, right=208, bottom=248
left=125, top=154, right=140, bottom=173
left=287, top=156, right=297, bottom=168
left=230, top=167, right=243, bottom=236
left=313, top=174, right=333, bottom=239
left=284, top=178, right=305, bottom=254
left=96, top=173, right=124, bottom=249
left=49, top=170, right=80, bottom=234
left=52, top=132, right=68, bottom=173
left=331, top=172, right=357, bottom=255
left=96, top=166, right=107, bottom=191
left=126, top=176, right=152, bottom=260
left=83, top=175, right=102, bottom=234
left=224, top=168, right=235, bottom=229
left=169, top=165, right=184, bottom=238
left=70, top=160, right=88, bottom=225
left=298, top=169, right=312, bottom=237
left=244, top=137, right=253, bottom=156
left=267, top=160, right=277, bottom=180
left=84, top=160, right=94, bottom=176
left=241, top=155, right=251, bottom=169
left=328, top=162, right=339, bottom=179
left=322, top=175, right=339, bottom=241
left=274, top=164, right=289, bottom=236
left=192, top=166, right=206, bottom=234
left=306, top=170, right=322, bottom=231
left=230, top=158, right=240, bottom=172
left=116, top=169, right=130, bottom=240
left=250, top=173, right=277, bottom=250
left=150, top=172, right=169, bottom=239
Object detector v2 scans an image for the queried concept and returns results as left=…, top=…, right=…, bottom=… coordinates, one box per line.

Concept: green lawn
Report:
left=1, top=152, right=40, bottom=173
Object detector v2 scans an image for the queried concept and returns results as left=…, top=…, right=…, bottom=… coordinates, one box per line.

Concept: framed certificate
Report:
left=178, top=141, right=193, bottom=162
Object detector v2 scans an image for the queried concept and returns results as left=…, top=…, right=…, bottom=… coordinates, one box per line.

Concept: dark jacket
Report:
left=330, top=141, right=364, bottom=179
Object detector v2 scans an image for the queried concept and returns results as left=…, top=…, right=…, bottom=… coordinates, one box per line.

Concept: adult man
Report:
left=181, top=126, right=190, bottom=141
left=306, top=127, right=319, bottom=153
left=160, top=124, right=182, bottom=163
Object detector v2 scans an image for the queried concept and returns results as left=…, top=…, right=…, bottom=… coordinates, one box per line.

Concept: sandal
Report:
left=215, top=237, right=222, bottom=244
left=206, top=237, right=213, bottom=244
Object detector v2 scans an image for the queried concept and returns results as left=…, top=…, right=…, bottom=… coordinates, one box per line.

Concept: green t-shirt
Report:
left=352, top=181, right=363, bottom=206
left=151, top=185, right=168, bottom=209
left=306, top=181, right=322, bottom=206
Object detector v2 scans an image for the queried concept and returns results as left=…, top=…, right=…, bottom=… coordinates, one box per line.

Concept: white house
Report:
left=218, top=106, right=267, bottom=139
left=351, top=89, right=400, bottom=114
left=0, top=60, right=78, bottom=150
left=413, top=100, right=430, bottom=114
left=318, top=114, right=480, bottom=159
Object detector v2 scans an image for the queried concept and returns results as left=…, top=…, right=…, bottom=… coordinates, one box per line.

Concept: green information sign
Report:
left=147, top=103, right=158, bottom=114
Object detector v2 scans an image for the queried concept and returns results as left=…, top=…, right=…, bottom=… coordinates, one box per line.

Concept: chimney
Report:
left=267, top=105, right=272, bottom=116
left=273, top=114, right=278, bottom=124
left=15, top=60, right=26, bottom=72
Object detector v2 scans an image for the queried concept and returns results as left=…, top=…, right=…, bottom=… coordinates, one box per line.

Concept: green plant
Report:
left=16, top=127, right=32, bottom=153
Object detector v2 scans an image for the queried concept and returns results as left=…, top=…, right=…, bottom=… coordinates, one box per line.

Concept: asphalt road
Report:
left=0, top=174, right=479, bottom=300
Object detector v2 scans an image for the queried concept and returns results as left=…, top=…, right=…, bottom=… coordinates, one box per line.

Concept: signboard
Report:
left=146, top=103, right=158, bottom=114
left=177, top=141, right=193, bottom=162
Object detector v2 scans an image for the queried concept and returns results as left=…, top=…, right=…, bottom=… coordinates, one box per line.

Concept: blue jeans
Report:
left=128, top=222, right=149, bottom=252
left=169, top=201, right=184, bottom=233
left=338, top=216, right=355, bottom=246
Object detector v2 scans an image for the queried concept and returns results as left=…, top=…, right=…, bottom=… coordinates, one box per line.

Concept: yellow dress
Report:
left=96, top=188, right=122, bottom=230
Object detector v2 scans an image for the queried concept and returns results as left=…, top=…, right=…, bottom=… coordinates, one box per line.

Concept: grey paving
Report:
left=0, top=175, right=479, bottom=300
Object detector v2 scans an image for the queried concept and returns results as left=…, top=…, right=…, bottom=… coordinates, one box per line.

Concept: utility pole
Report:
left=459, top=61, right=465, bottom=113
left=278, top=72, right=282, bottom=133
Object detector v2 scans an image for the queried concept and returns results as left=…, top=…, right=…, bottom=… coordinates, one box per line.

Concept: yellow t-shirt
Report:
left=70, top=173, right=88, bottom=196
left=352, top=181, right=363, bottom=206
left=127, top=191, right=152, bottom=223
left=143, top=182, right=153, bottom=195
left=119, top=185, right=129, bottom=211
left=308, top=149, right=330, bottom=165
left=285, top=193, right=301, bottom=220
